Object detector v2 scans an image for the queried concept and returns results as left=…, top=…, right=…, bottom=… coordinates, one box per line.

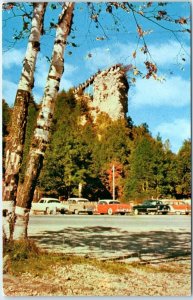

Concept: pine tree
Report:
left=176, top=140, right=191, bottom=198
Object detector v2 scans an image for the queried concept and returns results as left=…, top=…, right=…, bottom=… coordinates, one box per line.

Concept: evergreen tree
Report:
left=124, top=134, right=162, bottom=200
left=176, top=139, right=191, bottom=198
left=2, top=100, right=12, bottom=171
left=38, top=90, right=94, bottom=198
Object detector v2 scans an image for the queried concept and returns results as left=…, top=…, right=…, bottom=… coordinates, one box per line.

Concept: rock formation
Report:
left=73, top=64, right=130, bottom=123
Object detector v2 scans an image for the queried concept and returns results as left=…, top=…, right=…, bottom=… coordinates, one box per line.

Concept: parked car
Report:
left=63, top=197, right=96, bottom=215
left=161, top=199, right=191, bottom=215
left=31, top=198, right=68, bottom=215
left=95, top=199, right=132, bottom=215
left=132, top=200, right=170, bottom=215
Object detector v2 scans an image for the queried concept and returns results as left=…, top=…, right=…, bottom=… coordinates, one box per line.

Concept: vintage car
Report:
left=161, top=199, right=191, bottom=215
left=132, top=200, right=170, bottom=215
left=31, top=198, right=68, bottom=215
left=63, top=198, right=96, bottom=215
left=95, top=199, right=132, bottom=215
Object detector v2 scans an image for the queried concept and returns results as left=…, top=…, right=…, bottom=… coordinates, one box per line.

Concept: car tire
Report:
left=74, top=209, right=79, bottom=215
left=52, top=207, right=57, bottom=215
left=60, top=209, right=65, bottom=215
left=162, top=211, right=168, bottom=215
left=175, top=211, right=181, bottom=215
left=107, top=208, right=113, bottom=215
left=134, top=209, right=139, bottom=215
left=88, top=211, right=93, bottom=215
left=46, top=207, right=50, bottom=215
left=120, top=212, right=125, bottom=215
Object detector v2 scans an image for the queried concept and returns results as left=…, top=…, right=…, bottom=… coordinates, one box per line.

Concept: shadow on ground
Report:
left=30, top=226, right=191, bottom=261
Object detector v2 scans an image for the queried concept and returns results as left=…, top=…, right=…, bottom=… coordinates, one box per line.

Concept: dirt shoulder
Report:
left=3, top=258, right=191, bottom=296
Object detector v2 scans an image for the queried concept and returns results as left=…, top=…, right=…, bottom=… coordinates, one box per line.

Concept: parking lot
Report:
left=28, top=214, right=191, bottom=262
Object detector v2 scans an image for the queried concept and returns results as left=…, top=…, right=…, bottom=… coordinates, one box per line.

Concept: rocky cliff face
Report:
left=74, top=64, right=129, bottom=123
left=92, top=65, right=129, bottom=121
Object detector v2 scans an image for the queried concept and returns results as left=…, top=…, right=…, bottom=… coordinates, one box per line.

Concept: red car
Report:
left=95, top=199, right=132, bottom=215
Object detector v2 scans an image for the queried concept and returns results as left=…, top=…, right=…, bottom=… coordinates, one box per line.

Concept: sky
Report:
left=2, top=2, right=191, bottom=153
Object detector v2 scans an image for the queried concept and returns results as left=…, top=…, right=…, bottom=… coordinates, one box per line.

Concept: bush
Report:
left=3, top=239, right=41, bottom=261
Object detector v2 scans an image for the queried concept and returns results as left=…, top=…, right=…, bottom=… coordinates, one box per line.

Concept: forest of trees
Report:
left=3, top=90, right=191, bottom=202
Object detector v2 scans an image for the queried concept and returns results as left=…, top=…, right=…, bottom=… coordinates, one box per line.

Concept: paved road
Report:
left=28, top=215, right=191, bottom=261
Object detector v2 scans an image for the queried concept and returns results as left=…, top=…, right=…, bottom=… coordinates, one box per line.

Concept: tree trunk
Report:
left=13, top=2, right=75, bottom=240
left=3, top=3, right=47, bottom=240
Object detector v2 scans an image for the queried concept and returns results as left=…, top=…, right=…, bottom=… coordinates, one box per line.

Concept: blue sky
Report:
left=2, top=2, right=191, bottom=153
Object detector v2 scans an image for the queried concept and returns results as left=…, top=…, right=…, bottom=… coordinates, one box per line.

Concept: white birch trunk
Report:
left=13, top=3, right=75, bottom=240
left=3, top=3, right=47, bottom=240
left=3, top=201, right=15, bottom=241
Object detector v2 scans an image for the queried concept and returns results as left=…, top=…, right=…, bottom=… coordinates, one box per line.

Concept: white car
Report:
left=31, top=198, right=68, bottom=215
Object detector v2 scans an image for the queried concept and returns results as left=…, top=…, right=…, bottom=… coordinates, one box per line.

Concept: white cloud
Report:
left=147, top=41, right=189, bottom=66
left=3, top=49, right=25, bottom=69
left=64, top=63, right=77, bottom=76
left=130, top=75, right=190, bottom=108
left=85, top=44, right=130, bottom=72
left=2, top=79, right=17, bottom=105
left=153, top=118, right=190, bottom=153
left=60, top=77, right=73, bottom=91
left=85, top=40, right=189, bottom=72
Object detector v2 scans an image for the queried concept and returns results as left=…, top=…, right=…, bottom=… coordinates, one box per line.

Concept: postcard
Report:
left=2, top=1, right=191, bottom=297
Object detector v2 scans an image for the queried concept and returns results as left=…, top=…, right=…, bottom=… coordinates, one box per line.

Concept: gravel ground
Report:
left=3, top=259, right=191, bottom=296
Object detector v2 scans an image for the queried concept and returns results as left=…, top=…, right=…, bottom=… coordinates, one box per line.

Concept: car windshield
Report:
left=68, top=198, right=88, bottom=203
left=78, top=200, right=88, bottom=203
left=48, top=200, right=60, bottom=203
left=150, top=201, right=158, bottom=205
left=99, top=200, right=120, bottom=204
left=143, top=201, right=151, bottom=205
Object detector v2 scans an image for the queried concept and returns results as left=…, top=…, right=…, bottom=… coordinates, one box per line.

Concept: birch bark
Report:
left=3, top=3, right=47, bottom=240
left=13, top=2, right=75, bottom=240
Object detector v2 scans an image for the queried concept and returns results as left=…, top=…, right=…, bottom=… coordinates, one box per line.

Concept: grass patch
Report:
left=130, top=262, right=186, bottom=274
left=5, top=240, right=184, bottom=277
left=89, top=259, right=131, bottom=275
left=3, top=240, right=131, bottom=277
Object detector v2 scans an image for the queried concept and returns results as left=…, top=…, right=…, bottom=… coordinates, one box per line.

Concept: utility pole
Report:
left=78, top=183, right=82, bottom=198
left=112, top=164, right=115, bottom=200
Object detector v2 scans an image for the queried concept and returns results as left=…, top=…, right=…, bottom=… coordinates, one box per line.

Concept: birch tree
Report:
left=13, top=2, right=74, bottom=240
left=3, top=2, right=47, bottom=240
